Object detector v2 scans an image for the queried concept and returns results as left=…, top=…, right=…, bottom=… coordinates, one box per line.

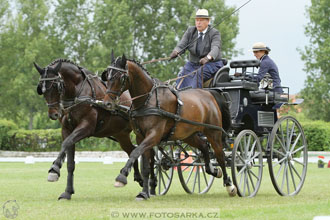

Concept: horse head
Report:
left=103, top=54, right=129, bottom=109
left=34, top=61, right=63, bottom=120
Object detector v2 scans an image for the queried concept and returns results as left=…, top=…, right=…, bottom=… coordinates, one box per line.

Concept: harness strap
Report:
left=130, top=107, right=228, bottom=136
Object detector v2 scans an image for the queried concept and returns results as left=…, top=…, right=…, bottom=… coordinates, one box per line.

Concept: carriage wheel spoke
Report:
left=288, top=162, right=297, bottom=191
left=275, top=134, right=287, bottom=153
left=239, top=167, right=245, bottom=190
left=288, top=123, right=296, bottom=150
left=192, top=166, right=199, bottom=193
left=247, top=170, right=255, bottom=193
left=276, top=159, right=285, bottom=180
left=273, top=156, right=287, bottom=167
left=237, top=153, right=245, bottom=163
left=198, top=166, right=201, bottom=193
left=292, top=158, right=304, bottom=166
left=290, top=133, right=302, bottom=152
left=243, top=170, right=247, bottom=196
left=160, top=170, right=167, bottom=190
left=249, top=168, right=260, bottom=181
left=201, top=165, right=209, bottom=186
left=250, top=152, right=261, bottom=160
left=248, top=140, right=257, bottom=159
left=237, top=165, right=247, bottom=176
left=290, top=162, right=302, bottom=181
left=185, top=166, right=194, bottom=185
left=292, top=145, right=305, bottom=155
left=162, top=169, right=170, bottom=179
left=286, top=120, right=290, bottom=151
left=281, top=161, right=288, bottom=192
left=246, top=135, right=252, bottom=156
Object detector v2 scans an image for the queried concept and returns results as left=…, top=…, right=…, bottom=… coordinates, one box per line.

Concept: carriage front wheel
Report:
left=177, top=144, right=215, bottom=194
left=152, top=145, right=175, bottom=195
left=231, top=129, right=263, bottom=197
left=267, top=116, right=308, bottom=196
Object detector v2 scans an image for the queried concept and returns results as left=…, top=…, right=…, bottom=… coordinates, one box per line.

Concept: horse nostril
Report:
left=105, top=101, right=112, bottom=109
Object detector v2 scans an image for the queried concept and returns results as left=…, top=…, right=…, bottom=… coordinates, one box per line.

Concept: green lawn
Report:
left=0, top=162, right=329, bottom=220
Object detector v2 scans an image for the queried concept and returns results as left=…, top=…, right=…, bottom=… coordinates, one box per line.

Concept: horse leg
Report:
left=58, top=144, right=75, bottom=200
left=51, top=124, right=94, bottom=199
left=113, top=133, right=143, bottom=188
left=184, top=133, right=222, bottom=178
left=48, top=128, right=71, bottom=182
left=148, top=149, right=157, bottom=196
left=206, top=131, right=237, bottom=197
left=114, top=131, right=161, bottom=189
left=136, top=152, right=152, bottom=201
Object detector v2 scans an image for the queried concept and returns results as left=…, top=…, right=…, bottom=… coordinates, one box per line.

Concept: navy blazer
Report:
left=253, top=55, right=282, bottom=91
left=174, top=25, right=222, bottom=63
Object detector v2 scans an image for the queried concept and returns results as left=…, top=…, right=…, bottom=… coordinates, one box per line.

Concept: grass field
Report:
left=0, top=162, right=329, bottom=220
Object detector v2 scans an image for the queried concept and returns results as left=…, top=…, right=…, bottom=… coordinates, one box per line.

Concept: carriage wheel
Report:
left=177, top=144, right=215, bottom=194
left=231, top=130, right=263, bottom=197
left=153, top=145, right=174, bottom=195
left=267, top=116, right=308, bottom=196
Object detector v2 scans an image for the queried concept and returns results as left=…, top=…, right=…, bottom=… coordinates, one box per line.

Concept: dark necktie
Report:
left=196, top=32, right=204, bottom=57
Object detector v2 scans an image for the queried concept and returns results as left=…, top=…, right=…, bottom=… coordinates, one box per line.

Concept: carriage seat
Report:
left=203, top=59, right=229, bottom=88
left=230, top=59, right=260, bottom=68
left=249, top=90, right=289, bottom=103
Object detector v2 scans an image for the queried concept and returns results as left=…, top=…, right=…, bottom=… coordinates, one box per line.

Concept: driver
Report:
left=169, top=9, right=224, bottom=89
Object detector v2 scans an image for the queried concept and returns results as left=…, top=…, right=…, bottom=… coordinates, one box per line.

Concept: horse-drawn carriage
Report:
left=146, top=59, right=308, bottom=198
left=35, top=56, right=307, bottom=200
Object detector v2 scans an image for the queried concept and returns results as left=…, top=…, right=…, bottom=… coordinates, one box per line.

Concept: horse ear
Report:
left=51, top=61, right=62, bottom=74
left=33, top=62, right=44, bottom=75
left=121, top=54, right=127, bottom=67
left=111, top=49, right=115, bottom=64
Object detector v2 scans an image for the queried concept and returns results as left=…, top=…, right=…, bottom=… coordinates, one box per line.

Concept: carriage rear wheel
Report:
left=153, top=145, right=174, bottom=195
left=231, top=129, right=263, bottom=197
left=177, top=144, right=215, bottom=194
left=267, top=116, right=308, bottom=196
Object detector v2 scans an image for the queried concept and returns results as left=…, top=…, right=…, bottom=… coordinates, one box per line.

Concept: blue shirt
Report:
left=253, top=55, right=283, bottom=92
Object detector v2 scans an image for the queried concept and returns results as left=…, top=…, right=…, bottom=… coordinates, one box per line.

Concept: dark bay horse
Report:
left=34, top=59, right=143, bottom=200
left=103, top=55, right=237, bottom=200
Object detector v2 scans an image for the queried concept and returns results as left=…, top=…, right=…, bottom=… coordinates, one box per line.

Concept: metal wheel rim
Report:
left=153, top=145, right=174, bottom=195
left=231, top=129, right=263, bottom=197
left=177, top=144, right=215, bottom=194
left=267, top=116, right=308, bottom=196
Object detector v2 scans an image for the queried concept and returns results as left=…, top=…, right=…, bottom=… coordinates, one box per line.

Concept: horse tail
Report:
left=208, top=89, right=232, bottom=132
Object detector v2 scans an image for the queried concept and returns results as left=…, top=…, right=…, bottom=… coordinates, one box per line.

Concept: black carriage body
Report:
left=225, top=87, right=277, bottom=135
left=211, top=59, right=288, bottom=135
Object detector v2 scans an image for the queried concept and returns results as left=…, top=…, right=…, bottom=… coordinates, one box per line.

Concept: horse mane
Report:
left=47, top=58, right=83, bottom=69
left=127, top=59, right=151, bottom=76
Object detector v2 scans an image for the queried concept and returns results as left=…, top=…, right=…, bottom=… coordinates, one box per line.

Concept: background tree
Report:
left=0, top=0, right=239, bottom=129
left=300, top=0, right=330, bottom=121
left=0, top=0, right=63, bottom=129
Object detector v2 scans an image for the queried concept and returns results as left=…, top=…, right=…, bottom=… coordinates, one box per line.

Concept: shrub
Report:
left=0, top=119, right=18, bottom=149
left=301, top=120, right=330, bottom=151
left=1, top=126, right=128, bottom=152
left=6, top=129, right=62, bottom=152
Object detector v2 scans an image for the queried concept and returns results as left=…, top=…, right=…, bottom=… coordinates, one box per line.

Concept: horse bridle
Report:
left=105, top=60, right=129, bottom=98
left=38, top=67, right=64, bottom=108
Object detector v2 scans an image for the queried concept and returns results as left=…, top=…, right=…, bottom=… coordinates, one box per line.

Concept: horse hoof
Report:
left=58, top=192, right=72, bottom=200
left=48, top=172, right=59, bottom=182
left=114, top=181, right=126, bottom=188
left=216, top=169, right=222, bottom=178
left=135, top=192, right=149, bottom=201
left=115, top=173, right=127, bottom=187
left=226, top=185, right=237, bottom=197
